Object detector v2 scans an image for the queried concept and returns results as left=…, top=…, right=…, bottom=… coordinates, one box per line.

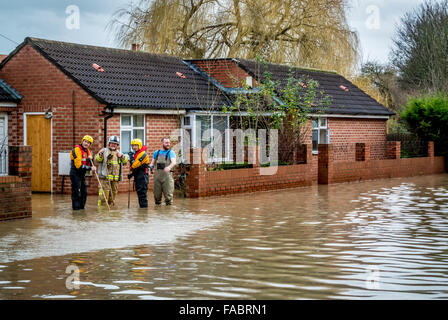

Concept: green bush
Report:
left=400, top=93, right=448, bottom=157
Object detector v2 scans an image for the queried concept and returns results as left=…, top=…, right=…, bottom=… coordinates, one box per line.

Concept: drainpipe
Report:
left=103, top=106, right=115, bottom=147
left=72, top=90, right=76, bottom=146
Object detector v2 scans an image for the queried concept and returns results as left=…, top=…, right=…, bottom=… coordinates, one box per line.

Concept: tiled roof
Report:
left=1, top=37, right=229, bottom=109
left=235, top=59, right=394, bottom=116
left=0, top=78, right=22, bottom=102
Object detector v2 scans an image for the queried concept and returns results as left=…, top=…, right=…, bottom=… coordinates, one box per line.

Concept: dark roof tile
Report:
left=236, top=58, right=394, bottom=116
left=16, top=38, right=229, bottom=109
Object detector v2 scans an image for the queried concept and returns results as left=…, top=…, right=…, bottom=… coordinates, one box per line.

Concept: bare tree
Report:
left=391, top=0, right=448, bottom=92
left=108, top=0, right=359, bottom=77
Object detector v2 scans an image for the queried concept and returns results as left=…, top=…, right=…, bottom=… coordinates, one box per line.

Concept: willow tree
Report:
left=108, top=0, right=359, bottom=76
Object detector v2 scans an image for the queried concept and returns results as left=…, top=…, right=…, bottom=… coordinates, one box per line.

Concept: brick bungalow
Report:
left=1, top=37, right=442, bottom=198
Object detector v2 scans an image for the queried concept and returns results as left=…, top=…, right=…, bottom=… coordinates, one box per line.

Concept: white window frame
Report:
left=180, top=113, right=231, bottom=163
left=312, top=117, right=330, bottom=154
left=120, top=114, right=146, bottom=154
left=0, top=113, right=8, bottom=176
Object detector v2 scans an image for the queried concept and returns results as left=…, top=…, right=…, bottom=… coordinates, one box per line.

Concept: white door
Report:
left=0, top=113, right=7, bottom=175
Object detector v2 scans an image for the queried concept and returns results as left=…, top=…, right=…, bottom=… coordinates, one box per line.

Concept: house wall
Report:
left=328, top=118, right=388, bottom=161
left=0, top=44, right=107, bottom=194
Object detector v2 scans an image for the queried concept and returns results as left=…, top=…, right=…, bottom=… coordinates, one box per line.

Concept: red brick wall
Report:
left=328, top=118, right=387, bottom=161
left=0, top=146, right=32, bottom=221
left=192, top=60, right=257, bottom=88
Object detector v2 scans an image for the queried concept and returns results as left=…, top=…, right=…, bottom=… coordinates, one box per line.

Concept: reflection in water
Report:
left=0, top=174, right=448, bottom=299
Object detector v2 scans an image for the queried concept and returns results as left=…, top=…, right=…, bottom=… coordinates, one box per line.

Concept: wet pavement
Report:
left=0, top=174, right=448, bottom=299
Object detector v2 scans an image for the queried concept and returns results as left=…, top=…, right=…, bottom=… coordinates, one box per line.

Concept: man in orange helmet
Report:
left=70, top=135, right=96, bottom=210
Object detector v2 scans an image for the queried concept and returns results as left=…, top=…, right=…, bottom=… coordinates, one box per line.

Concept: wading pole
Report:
left=128, top=177, right=131, bottom=209
left=91, top=160, right=110, bottom=211
left=95, top=170, right=110, bottom=211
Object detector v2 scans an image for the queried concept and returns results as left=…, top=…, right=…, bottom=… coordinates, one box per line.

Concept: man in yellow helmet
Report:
left=95, top=135, right=128, bottom=207
left=128, top=138, right=150, bottom=208
left=70, top=135, right=96, bottom=210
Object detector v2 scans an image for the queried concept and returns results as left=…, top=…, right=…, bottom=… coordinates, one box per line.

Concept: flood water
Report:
left=1, top=174, right=448, bottom=300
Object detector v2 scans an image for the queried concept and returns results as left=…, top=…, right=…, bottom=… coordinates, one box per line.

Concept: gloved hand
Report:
left=128, top=173, right=133, bottom=179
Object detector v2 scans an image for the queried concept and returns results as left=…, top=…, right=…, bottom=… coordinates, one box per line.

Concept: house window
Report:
left=0, top=113, right=7, bottom=176
left=312, top=117, right=329, bottom=153
left=181, top=114, right=230, bottom=162
left=120, top=114, right=145, bottom=154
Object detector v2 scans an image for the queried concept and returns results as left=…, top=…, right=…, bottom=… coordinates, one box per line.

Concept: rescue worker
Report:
left=70, top=135, right=96, bottom=210
left=95, top=136, right=128, bottom=207
left=149, top=138, right=177, bottom=205
left=128, top=138, right=150, bottom=208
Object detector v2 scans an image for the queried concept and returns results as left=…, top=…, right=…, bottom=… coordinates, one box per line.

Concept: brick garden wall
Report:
left=318, top=142, right=445, bottom=185
left=0, top=146, right=32, bottom=221
left=186, top=145, right=316, bottom=198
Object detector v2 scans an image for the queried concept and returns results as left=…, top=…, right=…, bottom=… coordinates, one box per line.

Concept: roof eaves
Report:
left=0, top=79, right=22, bottom=101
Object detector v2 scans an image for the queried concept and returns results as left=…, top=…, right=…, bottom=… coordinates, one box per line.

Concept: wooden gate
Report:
left=26, top=114, right=51, bottom=192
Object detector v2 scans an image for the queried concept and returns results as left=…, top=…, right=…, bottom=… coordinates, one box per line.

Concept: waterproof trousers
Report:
left=70, top=168, right=87, bottom=210
left=134, top=169, right=149, bottom=208
left=98, top=179, right=119, bottom=206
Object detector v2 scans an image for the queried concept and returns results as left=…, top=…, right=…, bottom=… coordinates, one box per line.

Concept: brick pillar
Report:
left=386, top=141, right=401, bottom=159
left=318, top=144, right=333, bottom=184
left=428, top=141, right=435, bottom=158
left=356, top=143, right=371, bottom=161
left=248, top=145, right=260, bottom=168
left=185, top=148, right=206, bottom=198
left=1, top=146, right=33, bottom=220
left=428, top=141, right=435, bottom=173
left=9, top=146, right=33, bottom=182
left=295, top=144, right=308, bottom=164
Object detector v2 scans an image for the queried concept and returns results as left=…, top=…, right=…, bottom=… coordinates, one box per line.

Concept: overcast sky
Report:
left=0, top=0, right=426, bottom=67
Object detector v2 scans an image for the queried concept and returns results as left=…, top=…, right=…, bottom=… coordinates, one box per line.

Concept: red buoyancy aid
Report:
left=75, top=145, right=92, bottom=169
left=133, top=145, right=148, bottom=161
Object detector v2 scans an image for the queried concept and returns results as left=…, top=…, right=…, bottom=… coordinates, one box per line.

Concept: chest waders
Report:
left=153, top=150, right=175, bottom=205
